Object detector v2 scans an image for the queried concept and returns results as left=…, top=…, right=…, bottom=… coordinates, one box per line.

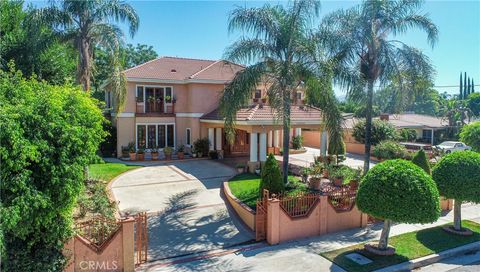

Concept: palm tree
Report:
left=320, top=0, right=438, bottom=173
left=35, top=0, right=138, bottom=111
left=220, top=0, right=343, bottom=184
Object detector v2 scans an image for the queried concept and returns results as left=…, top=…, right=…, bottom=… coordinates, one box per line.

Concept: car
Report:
left=434, top=141, right=471, bottom=153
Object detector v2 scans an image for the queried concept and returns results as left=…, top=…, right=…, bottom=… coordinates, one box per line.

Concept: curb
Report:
left=374, top=241, right=480, bottom=272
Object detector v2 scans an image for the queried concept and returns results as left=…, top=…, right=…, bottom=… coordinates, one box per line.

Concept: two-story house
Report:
left=112, top=56, right=327, bottom=171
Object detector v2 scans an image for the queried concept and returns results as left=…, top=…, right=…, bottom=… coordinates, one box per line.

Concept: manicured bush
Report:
left=193, top=137, right=210, bottom=156
left=432, top=151, right=480, bottom=231
left=372, top=140, right=408, bottom=160
left=0, top=68, right=106, bottom=269
left=411, top=149, right=431, bottom=174
left=292, top=135, right=303, bottom=150
left=357, top=160, right=440, bottom=251
left=460, top=121, right=480, bottom=152
left=352, top=119, right=397, bottom=145
left=328, top=137, right=346, bottom=156
left=259, top=153, right=284, bottom=195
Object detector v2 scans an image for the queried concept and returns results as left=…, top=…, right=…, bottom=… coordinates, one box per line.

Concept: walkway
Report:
left=110, top=160, right=254, bottom=261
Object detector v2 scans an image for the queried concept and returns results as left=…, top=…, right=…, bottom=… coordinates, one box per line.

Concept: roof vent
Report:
left=171, top=69, right=177, bottom=73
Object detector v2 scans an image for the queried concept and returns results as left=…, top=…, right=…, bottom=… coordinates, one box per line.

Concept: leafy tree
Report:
left=467, top=93, right=480, bottom=116
left=320, top=0, right=437, bottom=173
left=358, top=160, right=440, bottom=252
left=259, top=153, right=284, bottom=195
left=36, top=0, right=139, bottom=112
left=398, top=128, right=417, bottom=142
left=460, top=121, right=480, bottom=152
left=464, top=72, right=468, bottom=100
left=432, top=151, right=480, bottom=231
left=352, top=119, right=396, bottom=145
left=0, top=67, right=106, bottom=270
left=220, top=0, right=343, bottom=184
left=411, top=149, right=431, bottom=174
left=459, top=72, right=463, bottom=100
left=123, top=43, right=158, bottom=68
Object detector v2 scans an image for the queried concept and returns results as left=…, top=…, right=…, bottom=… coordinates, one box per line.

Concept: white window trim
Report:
left=135, top=84, right=174, bottom=113
left=186, top=128, right=191, bottom=147
left=135, top=123, right=176, bottom=150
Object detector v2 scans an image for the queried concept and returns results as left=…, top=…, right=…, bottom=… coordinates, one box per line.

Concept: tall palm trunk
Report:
left=78, top=37, right=92, bottom=91
left=282, top=90, right=291, bottom=185
left=363, top=79, right=374, bottom=173
left=378, top=219, right=392, bottom=250
left=453, top=199, right=462, bottom=231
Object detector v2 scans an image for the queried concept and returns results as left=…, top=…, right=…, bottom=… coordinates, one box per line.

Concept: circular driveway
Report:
left=111, top=160, right=254, bottom=260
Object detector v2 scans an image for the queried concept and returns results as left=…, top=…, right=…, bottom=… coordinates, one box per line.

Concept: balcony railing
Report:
left=136, top=101, right=175, bottom=115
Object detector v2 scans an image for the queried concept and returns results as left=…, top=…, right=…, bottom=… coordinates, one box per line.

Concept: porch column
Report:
left=273, top=130, right=280, bottom=147
left=431, top=129, right=434, bottom=145
left=295, top=128, right=302, bottom=137
left=320, top=130, right=328, bottom=157
left=208, top=128, right=214, bottom=151
left=250, top=133, right=258, bottom=162
left=215, top=128, right=222, bottom=150
left=259, top=132, right=267, bottom=162
left=268, top=131, right=273, bottom=147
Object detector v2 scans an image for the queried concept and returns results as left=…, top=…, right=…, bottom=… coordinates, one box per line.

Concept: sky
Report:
left=26, top=0, right=480, bottom=96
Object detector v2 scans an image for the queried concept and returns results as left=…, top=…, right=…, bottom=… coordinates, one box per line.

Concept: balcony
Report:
left=136, top=99, right=175, bottom=117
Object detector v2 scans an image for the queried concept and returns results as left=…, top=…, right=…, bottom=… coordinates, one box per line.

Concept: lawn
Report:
left=228, top=173, right=306, bottom=210
left=321, top=220, right=480, bottom=272
left=88, top=162, right=141, bottom=182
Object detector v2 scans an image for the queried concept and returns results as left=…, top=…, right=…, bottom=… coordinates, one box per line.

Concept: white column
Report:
left=273, top=130, right=280, bottom=147
left=259, top=132, right=267, bottom=162
left=215, top=128, right=222, bottom=150
left=320, top=130, right=328, bottom=156
left=250, top=133, right=258, bottom=162
left=431, top=129, right=434, bottom=145
left=208, top=128, right=214, bottom=151
left=267, top=131, right=273, bottom=147
left=295, top=128, right=302, bottom=137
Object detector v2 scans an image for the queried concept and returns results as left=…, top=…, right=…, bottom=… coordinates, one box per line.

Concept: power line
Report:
left=434, top=85, right=480, bottom=88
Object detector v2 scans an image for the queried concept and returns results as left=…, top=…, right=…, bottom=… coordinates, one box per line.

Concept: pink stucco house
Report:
left=110, top=56, right=327, bottom=170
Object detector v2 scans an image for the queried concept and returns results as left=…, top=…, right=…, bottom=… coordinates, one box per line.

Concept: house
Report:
left=110, top=56, right=328, bottom=171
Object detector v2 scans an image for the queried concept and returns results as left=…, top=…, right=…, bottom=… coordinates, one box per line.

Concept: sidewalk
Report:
left=139, top=203, right=480, bottom=272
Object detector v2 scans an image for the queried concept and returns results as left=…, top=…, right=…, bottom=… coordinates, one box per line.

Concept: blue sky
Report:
left=26, top=1, right=479, bottom=96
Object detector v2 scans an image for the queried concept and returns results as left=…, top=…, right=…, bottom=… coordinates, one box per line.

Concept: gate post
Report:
left=266, top=197, right=280, bottom=245
left=121, top=217, right=135, bottom=272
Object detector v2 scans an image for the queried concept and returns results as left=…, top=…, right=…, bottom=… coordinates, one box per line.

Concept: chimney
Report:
left=380, top=113, right=390, bottom=121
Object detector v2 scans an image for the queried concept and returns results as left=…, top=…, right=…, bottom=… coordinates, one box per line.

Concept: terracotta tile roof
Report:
left=201, top=105, right=323, bottom=124
left=124, top=56, right=244, bottom=82
left=342, top=113, right=449, bottom=129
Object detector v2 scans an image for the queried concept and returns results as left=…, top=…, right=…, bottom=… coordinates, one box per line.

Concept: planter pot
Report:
left=151, top=152, right=159, bottom=160
left=165, top=154, right=172, bottom=160
left=137, top=153, right=145, bottom=161
left=255, top=169, right=261, bottom=175
left=309, top=177, right=322, bottom=190
left=334, top=177, right=343, bottom=186
left=177, top=152, right=185, bottom=160
left=261, top=98, right=267, bottom=104
left=237, top=167, right=244, bottom=174
left=129, top=152, right=136, bottom=161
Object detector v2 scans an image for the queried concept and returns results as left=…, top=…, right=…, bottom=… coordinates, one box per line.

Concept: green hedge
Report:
left=372, top=141, right=409, bottom=160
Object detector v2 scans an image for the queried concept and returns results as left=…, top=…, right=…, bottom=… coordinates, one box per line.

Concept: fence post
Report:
left=266, top=197, right=280, bottom=245
left=121, top=217, right=135, bottom=272
left=319, top=195, right=328, bottom=235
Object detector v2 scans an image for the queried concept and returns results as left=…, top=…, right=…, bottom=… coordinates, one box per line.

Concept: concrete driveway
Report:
left=111, top=160, right=254, bottom=260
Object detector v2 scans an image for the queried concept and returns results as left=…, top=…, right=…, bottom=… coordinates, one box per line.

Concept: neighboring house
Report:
left=109, top=56, right=327, bottom=170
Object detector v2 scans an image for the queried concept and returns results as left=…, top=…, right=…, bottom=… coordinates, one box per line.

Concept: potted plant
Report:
left=255, top=167, right=261, bottom=175
left=253, top=98, right=259, bottom=103
left=236, top=163, right=245, bottom=174
left=151, top=147, right=159, bottom=160
left=193, top=138, right=210, bottom=158
left=349, top=168, right=362, bottom=189
left=177, top=145, right=185, bottom=160
left=301, top=167, right=311, bottom=183
left=330, top=167, right=344, bottom=186
left=191, top=147, right=197, bottom=158
left=261, top=96, right=267, bottom=104
left=128, top=142, right=136, bottom=161
left=136, top=148, right=145, bottom=161
left=164, top=146, right=173, bottom=160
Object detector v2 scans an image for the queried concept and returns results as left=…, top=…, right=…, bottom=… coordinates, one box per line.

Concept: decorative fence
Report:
left=279, top=193, right=319, bottom=218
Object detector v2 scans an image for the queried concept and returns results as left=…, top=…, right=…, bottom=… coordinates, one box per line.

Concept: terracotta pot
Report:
left=261, top=98, right=267, bottom=103
left=165, top=154, right=172, bottom=160
left=177, top=152, right=185, bottom=160
left=151, top=152, right=159, bottom=160
left=129, top=152, right=136, bottom=161
left=137, top=153, right=145, bottom=161
left=334, top=177, right=343, bottom=186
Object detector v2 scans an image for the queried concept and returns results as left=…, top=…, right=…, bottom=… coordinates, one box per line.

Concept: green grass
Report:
left=88, top=162, right=141, bottom=182
left=321, top=220, right=480, bottom=272
left=228, top=173, right=306, bottom=210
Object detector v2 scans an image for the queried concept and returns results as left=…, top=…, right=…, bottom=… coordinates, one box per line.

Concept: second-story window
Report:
left=165, top=87, right=172, bottom=103
left=254, top=89, right=261, bottom=99
left=296, top=92, right=302, bottom=100
left=136, top=86, right=144, bottom=102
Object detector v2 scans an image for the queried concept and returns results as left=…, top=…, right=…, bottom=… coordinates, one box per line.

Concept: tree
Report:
left=220, top=0, right=343, bottom=184
left=0, top=67, right=106, bottom=270
left=320, top=0, right=438, bottom=173
left=460, top=121, right=480, bottom=152
left=352, top=119, right=396, bottom=145
left=472, top=79, right=475, bottom=93
left=123, top=43, right=158, bottom=68
left=357, top=160, right=440, bottom=252
left=459, top=72, right=463, bottom=100
left=432, top=151, right=480, bottom=232
left=411, top=149, right=431, bottom=175
left=259, top=153, right=284, bottom=195
left=36, top=0, right=139, bottom=111
left=467, top=93, right=480, bottom=116
left=464, top=72, right=468, bottom=100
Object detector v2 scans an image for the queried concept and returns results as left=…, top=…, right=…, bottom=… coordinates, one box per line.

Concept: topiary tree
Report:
left=328, top=136, right=346, bottom=156
left=352, top=119, right=397, bottom=145
left=460, top=121, right=480, bottom=152
left=357, top=160, right=440, bottom=253
left=411, top=149, right=431, bottom=175
left=259, top=153, right=284, bottom=196
left=432, top=151, right=480, bottom=232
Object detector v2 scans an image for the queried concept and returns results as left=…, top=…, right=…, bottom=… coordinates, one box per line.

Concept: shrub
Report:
left=411, top=149, right=431, bottom=174
left=292, top=135, right=303, bottom=150
left=352, top=119, right=397, bottom=145
left=467, top=92, right=480, bottom=116
left=328, top=137, right=346, bottom=156
left=460, top=121, right=480, bottom=152
left=372, top=141, right=408, bottom=160
left=432, top=151, right=480, bottom=231
left=208, top=150, right=219, bottom=159
left=259, top=153, right=284, bottom=195
left=357, top=160, right=440, bottom=251
left=398, top=128, right=417, bottom=142
left=193, top=137, right=210, bottom=156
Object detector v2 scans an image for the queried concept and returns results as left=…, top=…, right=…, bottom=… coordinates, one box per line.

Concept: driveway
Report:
left=111, top=160, right=254, bottom=260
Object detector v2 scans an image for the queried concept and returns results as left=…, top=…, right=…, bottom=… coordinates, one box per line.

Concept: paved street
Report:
left=111, top=160, right=254, bottom=260
left=418, top=249, right=480, bottom=272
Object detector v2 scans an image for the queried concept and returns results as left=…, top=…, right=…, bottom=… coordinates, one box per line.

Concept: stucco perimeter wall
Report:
left=64, top=218, right=135, bottom=272
left=223, top=182, right=256, bottom=231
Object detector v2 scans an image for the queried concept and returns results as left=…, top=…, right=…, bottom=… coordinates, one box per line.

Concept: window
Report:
left=167, top=125, right=174, bottom=147
left=422, top=130, right=432, bottom=141
left=296, top=92, right=302, bottom=100
left=147, top=125, right=157, bottom=148
left=254, top=89, right=261, bottom=99
left=158, top=125, right=166, bottom=148
left=136, top=86, right=144, bottom=102
left=186, top=128, right=191, bottom=146
left=165, top=87, right=172, bottom=103
left=137, top=124, right=175, bottom=149
left=137, top=125, right=146, bottom=149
